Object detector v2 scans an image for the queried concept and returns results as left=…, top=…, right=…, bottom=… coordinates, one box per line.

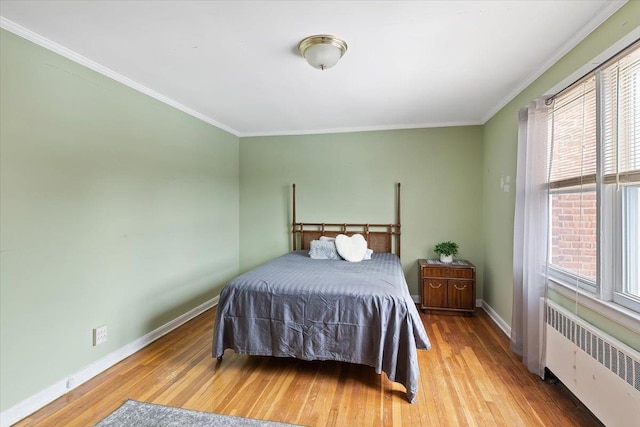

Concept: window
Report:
left=624, top=185, right=639, bottom=300
left=548, top=77, right=598, bottom=292
left=547, top=42, right=640, bottom=313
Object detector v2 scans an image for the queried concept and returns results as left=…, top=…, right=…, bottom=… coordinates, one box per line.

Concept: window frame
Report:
left=614, top=184, right=640, bottom=313
left=547, top=187, right=598, bottom=294
left=546, top=41, right=640, bottom=318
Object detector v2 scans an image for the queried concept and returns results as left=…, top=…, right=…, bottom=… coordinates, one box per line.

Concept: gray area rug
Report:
left=94, top=399, right=304, bottom=427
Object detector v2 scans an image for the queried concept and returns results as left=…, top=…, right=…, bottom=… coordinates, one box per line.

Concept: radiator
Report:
left=545, top=300, right=640, bottom=426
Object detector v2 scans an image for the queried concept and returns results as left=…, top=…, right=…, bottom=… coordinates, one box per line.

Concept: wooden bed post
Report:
left=292, top=183, right=297, bottom=250
left=397, top=182, right=401, bottom=258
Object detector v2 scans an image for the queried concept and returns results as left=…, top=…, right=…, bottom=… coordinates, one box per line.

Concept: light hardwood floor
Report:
left=15, top=307, right=601, bottom=426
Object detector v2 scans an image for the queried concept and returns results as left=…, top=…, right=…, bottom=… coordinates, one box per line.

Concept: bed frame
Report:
left=291, top=183, right=401, bottom=257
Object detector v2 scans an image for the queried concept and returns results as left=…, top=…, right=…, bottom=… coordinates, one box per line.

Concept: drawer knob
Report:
left=429, top=282, right=442, bottom=289
left=454, top=284, right=467, bottom=290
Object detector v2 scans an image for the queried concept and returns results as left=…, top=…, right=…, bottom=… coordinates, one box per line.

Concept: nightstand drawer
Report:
left=421, top=267, right=449, bottom=277
left=449, top=269, right=474, bottom=279
left=421, top=266, right=474, bottom=279
left=422, top=279, right=447, bottom=308
left=447, top=280, right=474, bottom=310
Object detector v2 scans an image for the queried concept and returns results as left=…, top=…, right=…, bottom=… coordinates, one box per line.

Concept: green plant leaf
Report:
left=434, top=241, right=459, bottom=256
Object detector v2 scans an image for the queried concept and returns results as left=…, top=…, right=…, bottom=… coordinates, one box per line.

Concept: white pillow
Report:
left=335, top=234, right=367, bottom=262
left=319, top=236, right=336, bottom=241
left=363, top=248, right=373, bottom=260
left=309, top=239, right=340, bottom=259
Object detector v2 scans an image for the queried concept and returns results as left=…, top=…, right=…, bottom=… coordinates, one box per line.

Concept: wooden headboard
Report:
left=291, top=183, right=402, bottom=257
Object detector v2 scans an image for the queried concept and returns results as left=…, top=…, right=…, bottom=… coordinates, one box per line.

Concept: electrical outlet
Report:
left=93, top=325, right=107, bottom=346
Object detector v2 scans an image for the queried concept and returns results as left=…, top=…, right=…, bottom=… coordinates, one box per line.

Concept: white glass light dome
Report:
left=298, top=35, right=348, bottom=71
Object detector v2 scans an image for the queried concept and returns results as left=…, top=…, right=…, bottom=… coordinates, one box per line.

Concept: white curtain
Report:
left=511, top=98, right=552, bottom=377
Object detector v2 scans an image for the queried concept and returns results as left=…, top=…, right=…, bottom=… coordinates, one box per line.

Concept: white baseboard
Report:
left=0, top=296, right=219, bottom=427
left=480, top=301, right=512, bottom=337
left=413, top=296, right=511, bottom=338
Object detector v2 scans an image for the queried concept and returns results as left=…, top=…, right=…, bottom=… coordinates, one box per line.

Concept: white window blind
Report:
left=549, top=77, right=597, bottom=189
left=601, top=44, right=640, bottom=185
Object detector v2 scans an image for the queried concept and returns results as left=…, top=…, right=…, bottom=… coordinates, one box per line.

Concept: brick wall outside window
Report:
left=550, top=192, right=597, bottom=280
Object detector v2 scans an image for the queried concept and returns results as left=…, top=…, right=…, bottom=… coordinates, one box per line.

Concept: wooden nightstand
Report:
left=418, top=259, right=476, bottom=316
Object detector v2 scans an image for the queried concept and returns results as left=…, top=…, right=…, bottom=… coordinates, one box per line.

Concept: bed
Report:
left=212, top=184, right=430, bottom=402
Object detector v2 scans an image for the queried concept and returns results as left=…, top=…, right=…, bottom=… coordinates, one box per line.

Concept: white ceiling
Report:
left=0, top=1, right=627, bottom=136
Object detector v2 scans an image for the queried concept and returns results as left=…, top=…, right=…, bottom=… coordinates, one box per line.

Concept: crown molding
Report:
left=238, top=120, right=483, bottom=138
left=0, top=17, right=240, bottom=137
left=481, top=0, right=629, bottom=124
left=545, top=24, right=640, bottom=97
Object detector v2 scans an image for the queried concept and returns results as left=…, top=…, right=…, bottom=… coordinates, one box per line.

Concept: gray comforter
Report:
left=212, top=251, right=431, bottom=402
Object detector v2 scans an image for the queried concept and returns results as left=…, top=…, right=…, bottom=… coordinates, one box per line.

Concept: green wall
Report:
left=239, top=128, right=484, bottom=296
left=0, top=30, right=240, bottom=411
left=3, top=0, right=640, bottom=416
left=482, top=1, right=640, bottom=349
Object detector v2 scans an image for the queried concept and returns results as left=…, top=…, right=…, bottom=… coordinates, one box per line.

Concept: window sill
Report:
left=548, top=279, right=640, bottom=335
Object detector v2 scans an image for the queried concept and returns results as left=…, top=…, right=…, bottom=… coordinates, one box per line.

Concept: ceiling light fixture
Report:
left=298, top=35, right=348, bottom=71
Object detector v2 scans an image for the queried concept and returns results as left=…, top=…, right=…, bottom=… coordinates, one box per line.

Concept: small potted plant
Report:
left=434, top=241, right=459, bottom=263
